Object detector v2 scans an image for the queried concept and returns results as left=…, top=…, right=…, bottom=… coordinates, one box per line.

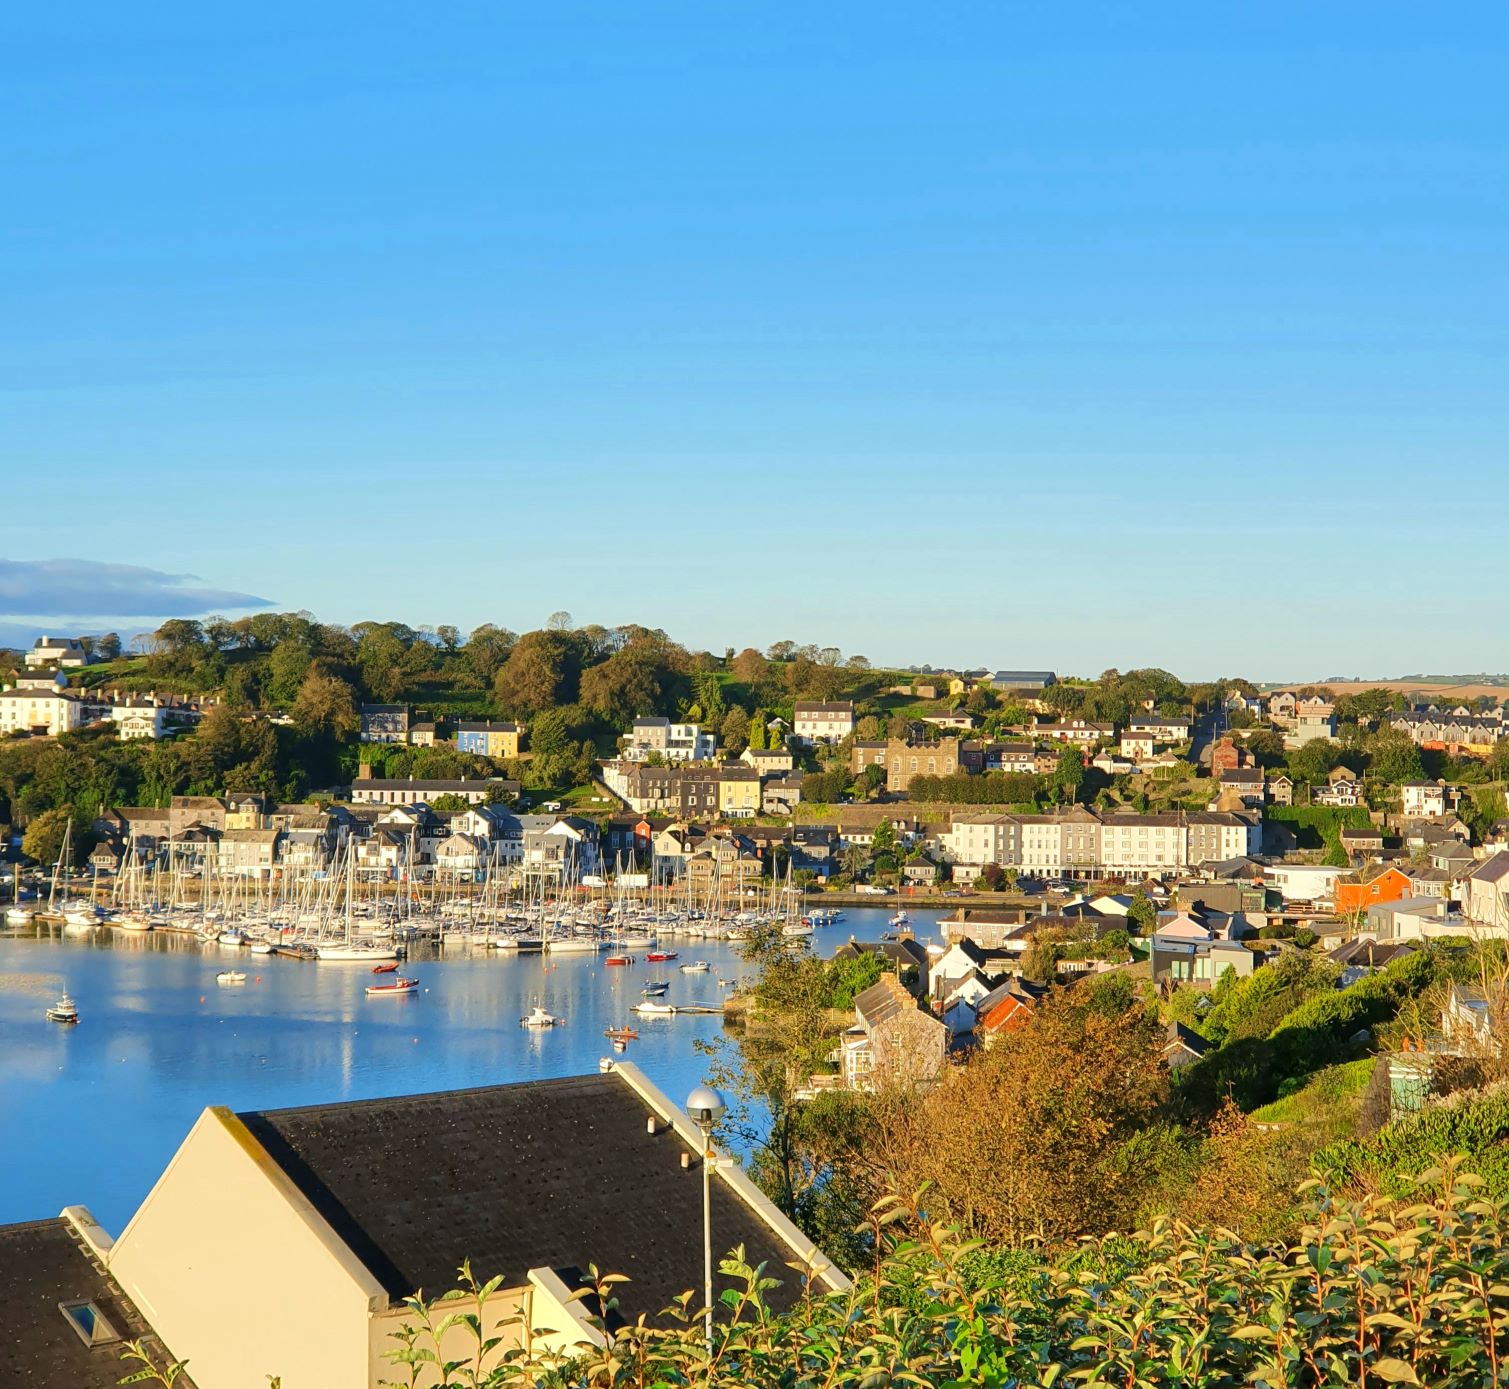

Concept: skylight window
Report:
left=58, top=1299, right=122, bottom=1347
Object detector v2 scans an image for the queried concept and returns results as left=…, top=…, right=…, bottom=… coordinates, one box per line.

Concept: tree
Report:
left=546, top=610, right=574, bottom=631
left=1126, top=889, right=1157, bottom=935
left=155, top=618, right=205, bottom=653
left=1366, top=729, right=1425, bottom=786
left=356, top=625, right=408, bottom=703
left=95, top=632, right=122, bottom=661
left=429, top=793, right=471, bottom=815
left=747, top=709, right=768, bottom=752
left=265, top=638, right=314, bottom=706
left=493, top=631, right=579, bottom=717
left=22, top=806, right=75, bottom=868
left=291, top=670, right=360, bottom=740
left=870, top=819, right=898, bottom=871
left=719, top=705, right=751, bottom=757
left=197, top=703, right=247, bottom=774
left=1052, top=745, right=1085, bottom=802
left=463, top=624, right=517, bottom=685
left=879, top=988, right=1168, bottom=1246
left=731, top=647, right=771, bottom=686
left=1243, top=728, right=1286, bottom=768
left=1289, top=738, right=1346, bottom=785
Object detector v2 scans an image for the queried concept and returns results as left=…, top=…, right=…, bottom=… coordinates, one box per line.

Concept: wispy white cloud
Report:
left=0, top=558, right=272, bottom=619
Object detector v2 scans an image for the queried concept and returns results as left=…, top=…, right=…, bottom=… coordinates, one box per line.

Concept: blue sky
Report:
left=3, top=3, right=1506, bottom=679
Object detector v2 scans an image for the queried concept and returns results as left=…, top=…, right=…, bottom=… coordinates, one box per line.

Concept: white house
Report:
left=1401, top=781, right=1448, bottom=818
left=622, top=718, right=716, bottom=763
left=0, top=682, right=85, bottom=737
left=25, top=635, right=91, bottom=668
left=1264, top=862, right=1348, bottom=904
left=791, top=701, right=855, bottom=746
left=110, top=699, right=172, bottom=740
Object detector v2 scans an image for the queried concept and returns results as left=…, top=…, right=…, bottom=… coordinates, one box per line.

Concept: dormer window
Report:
left=59, top=1298, right=122, bottom=1346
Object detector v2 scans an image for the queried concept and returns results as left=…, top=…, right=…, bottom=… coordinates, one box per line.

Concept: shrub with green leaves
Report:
left=120, top=1164, right=1509, bottom=1388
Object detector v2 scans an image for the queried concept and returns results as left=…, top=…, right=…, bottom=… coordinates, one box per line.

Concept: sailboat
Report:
left=317, top=846, right=398, bottom=961
left=62, top=861, right=98, bottom=932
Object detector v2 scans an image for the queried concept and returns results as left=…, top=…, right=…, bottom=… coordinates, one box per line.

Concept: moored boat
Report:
left=366, top=976, right=420, bottom=997
left=631, top=1001, right=676, bottom=1016
left=604, top=954, right=634, bottom=967
left=520, top=1005, right=565, bottom=1029
left=641, top=981, right=670, bottom=996
left=679, top=960, right=710, bottom=973
left=216, top=970, right=247, bottom=986
left=645, top=950, right=678, bottom=962
left=371, top=961, right=399, bottom=974
left=45, top=993, right=80, bottom=1024
left=316, top=942, right=399, bottom=962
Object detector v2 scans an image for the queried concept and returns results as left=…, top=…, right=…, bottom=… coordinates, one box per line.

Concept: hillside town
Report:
left=6, top=621, right=1509, bottom=1389
left=7, top=627, right=1509, bottom=988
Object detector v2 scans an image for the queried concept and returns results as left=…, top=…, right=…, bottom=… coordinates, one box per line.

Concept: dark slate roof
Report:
left=237, top=1074, right=806, bottom=1322
left=0, top=1219, right=186, bottom=1388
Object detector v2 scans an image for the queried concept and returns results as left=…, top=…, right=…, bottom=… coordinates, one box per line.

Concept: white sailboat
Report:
left=317, top=845, right=398, bottom=961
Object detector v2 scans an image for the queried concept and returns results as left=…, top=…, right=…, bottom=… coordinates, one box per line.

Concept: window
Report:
left=59, top=1299, right=122, bottom=1347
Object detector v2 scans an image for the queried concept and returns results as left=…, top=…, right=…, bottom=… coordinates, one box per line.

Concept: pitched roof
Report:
left=235, top=1072, right=826, bottom=1321
left=0, top=1218, right=187, bottom=1388
left=854, top=974, right=918, bottom=1026
left=1468, top=851, right=1509, bottom=884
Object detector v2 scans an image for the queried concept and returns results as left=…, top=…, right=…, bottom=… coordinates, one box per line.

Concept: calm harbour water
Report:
left=0, top=906, right=937, bottom=1232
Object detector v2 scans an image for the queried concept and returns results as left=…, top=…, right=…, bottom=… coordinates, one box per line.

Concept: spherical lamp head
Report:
left=684, top=1085, right=726, bottom=1129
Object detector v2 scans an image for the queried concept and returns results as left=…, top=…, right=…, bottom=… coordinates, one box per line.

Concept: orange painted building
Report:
left=1335, top=865, right=1413, bottom=917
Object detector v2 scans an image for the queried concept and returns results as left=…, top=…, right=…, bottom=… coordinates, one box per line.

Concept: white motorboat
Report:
left=366, top=976, right=420, bottom=997
left=520, top=1005, right=564, bottom=1029
left=45, top=993, right=80, bottom=1024
left=631, top=1001, right=676, bottom=1016
left=547, top=936, right=604, bottom=955
left=248, top=940, right=273, bottom=955
left=5, top=906, right=34, bottom=927
left=63, top=905, right=98, bottom=929
left=888, top=911, right=911, bottom=929
left=217, top=929, right=247, bottom=947
left=679, top=960, right=710, bottom=973
left=216, top=970, right=247, bottom=986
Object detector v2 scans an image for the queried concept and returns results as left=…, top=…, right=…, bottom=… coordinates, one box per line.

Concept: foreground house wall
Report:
left=108, top=1107, right=388, bottom=1389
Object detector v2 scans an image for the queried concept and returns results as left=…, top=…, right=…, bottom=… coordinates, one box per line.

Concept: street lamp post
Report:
left=685, top=1084, right=727, bottom=1355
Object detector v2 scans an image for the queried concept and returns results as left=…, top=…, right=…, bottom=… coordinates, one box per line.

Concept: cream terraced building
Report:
left=941, top=808, right=1260, bottom=877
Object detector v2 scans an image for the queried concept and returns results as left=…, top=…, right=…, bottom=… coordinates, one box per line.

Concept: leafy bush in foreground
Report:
left=124, top=1163, right=1509, bottom=1388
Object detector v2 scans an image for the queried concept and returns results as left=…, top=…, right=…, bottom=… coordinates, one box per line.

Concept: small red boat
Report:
left=372, top=962, right=399, bottom=974
left=604, top=1026, right=639, bottom=1041
left=366, top=977, right=420, bottom=997
left=645, top=950, right=678, bottom=962
left=605, top=955, right=634, bottom=967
